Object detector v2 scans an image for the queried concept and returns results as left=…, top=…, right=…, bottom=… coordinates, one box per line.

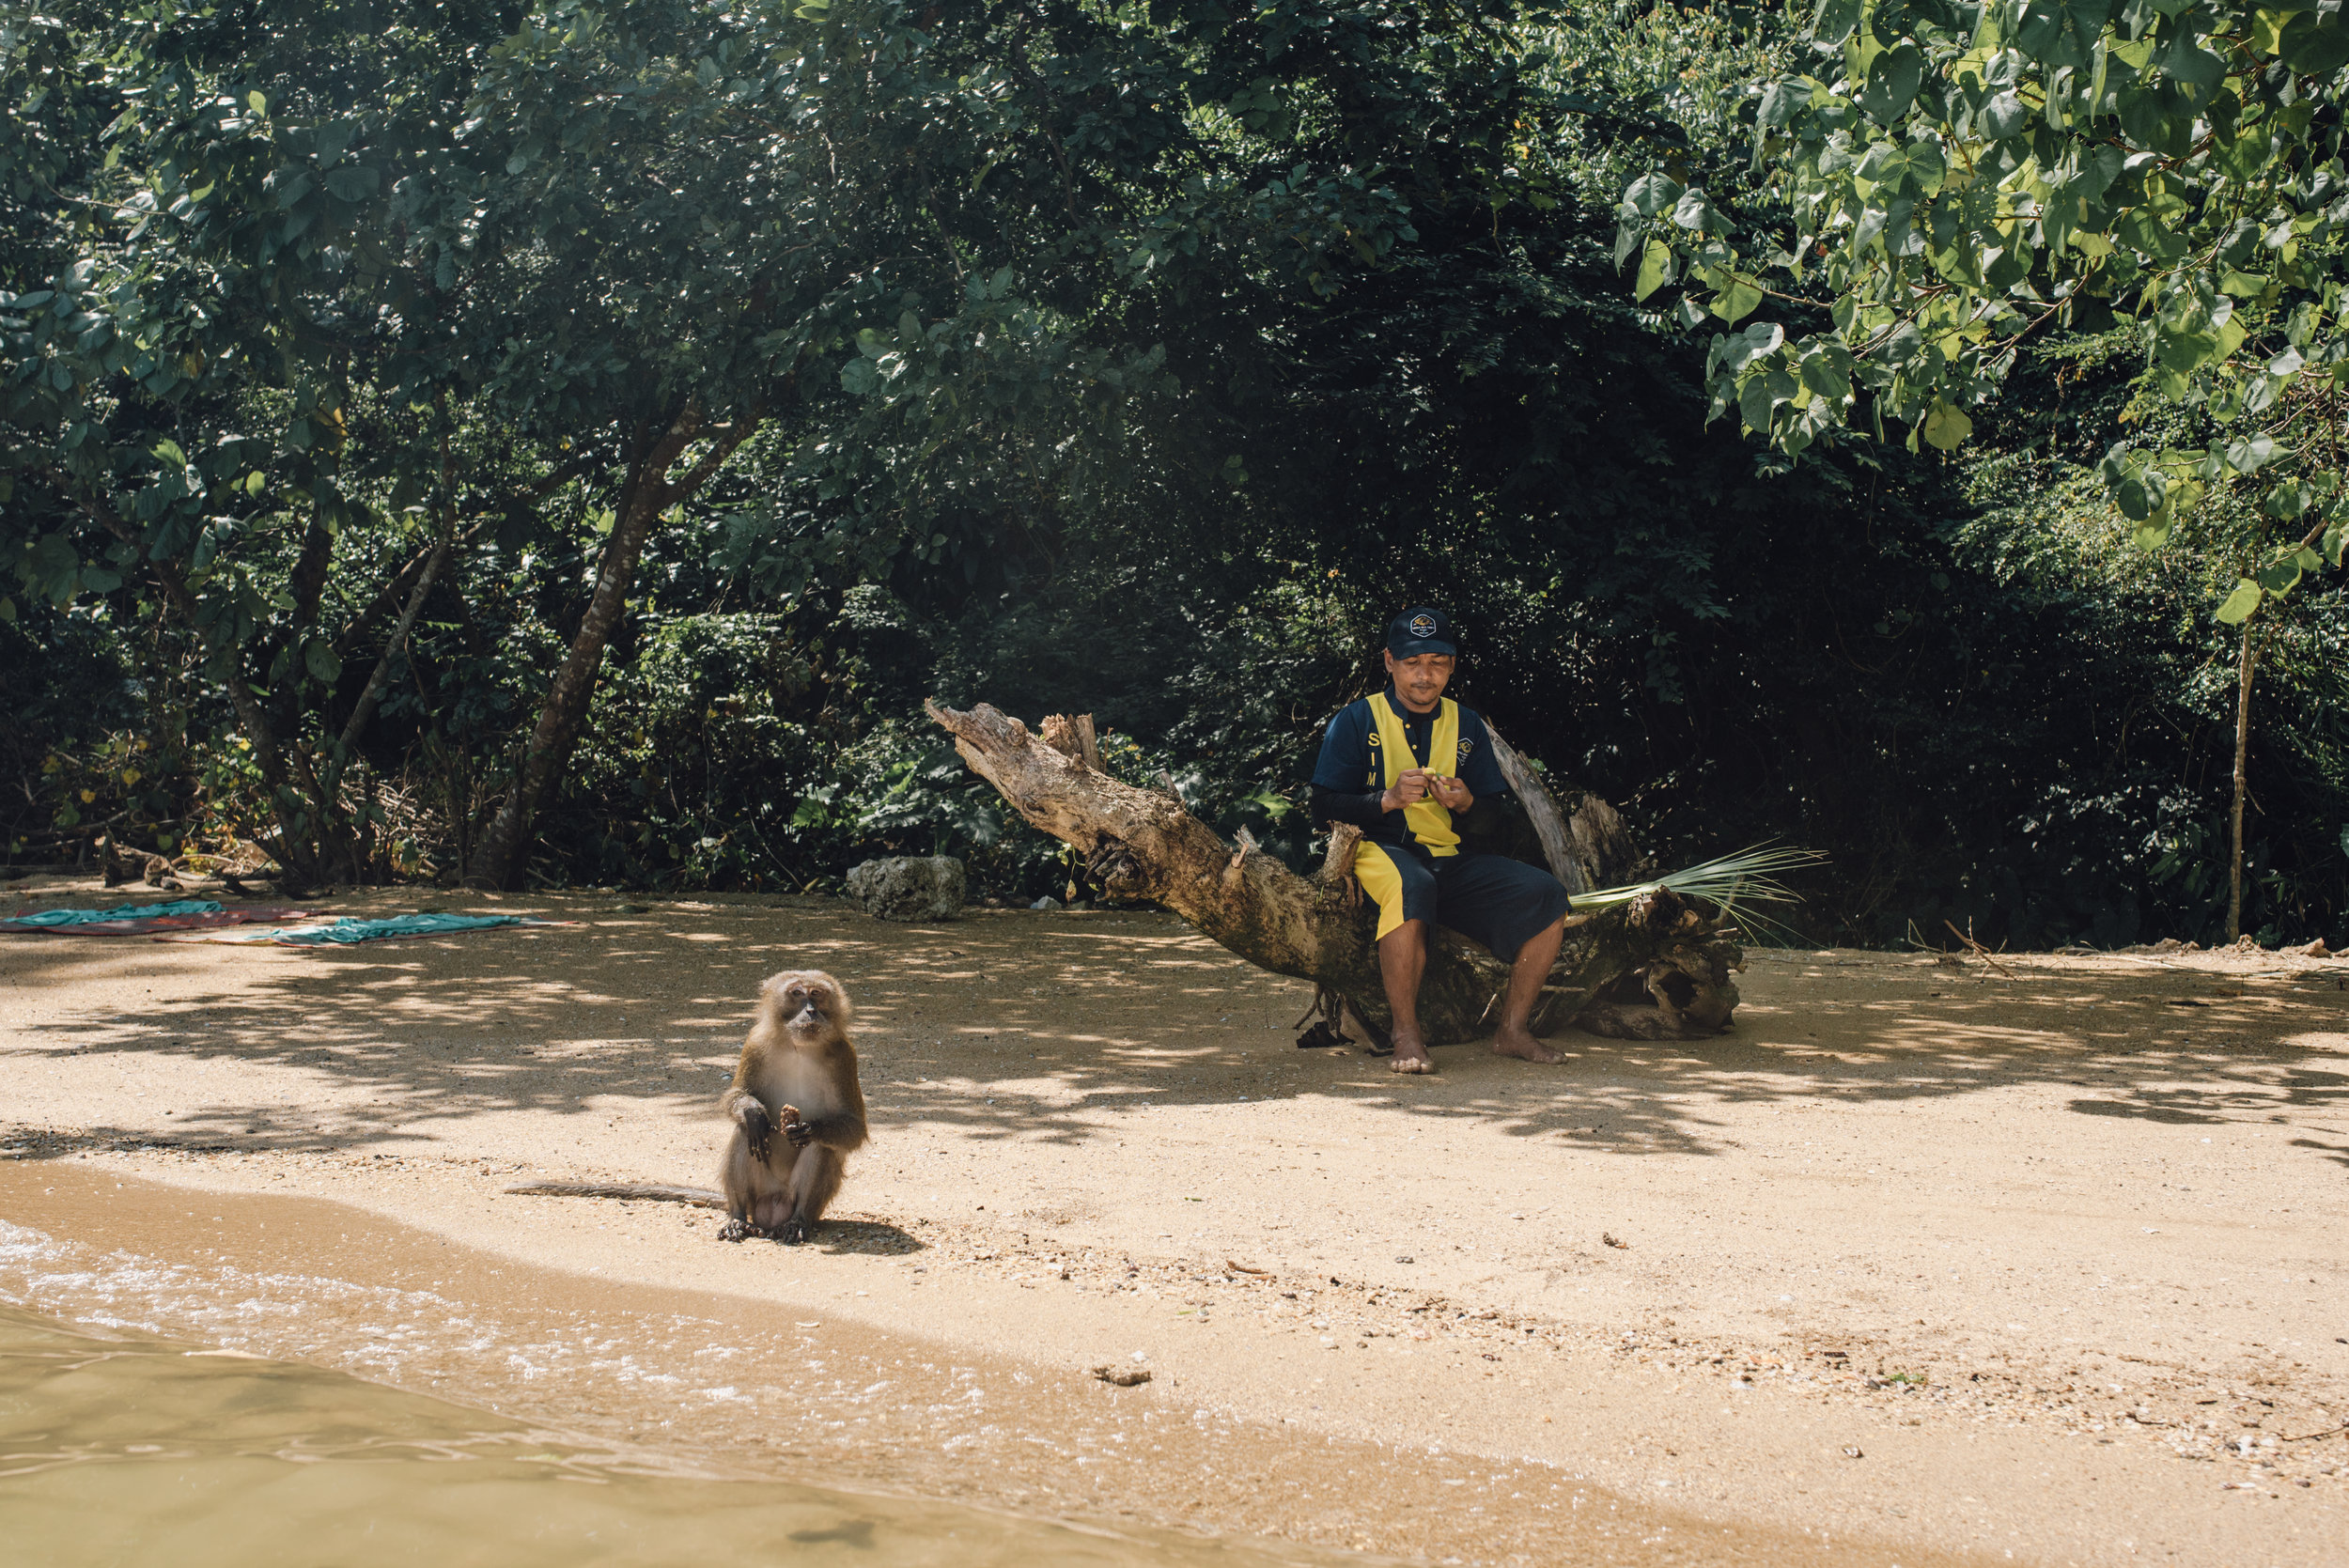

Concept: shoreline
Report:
left=5, top=880, right=2345, bottom=1564
left=1, top=1160, right=1917, bottom=1566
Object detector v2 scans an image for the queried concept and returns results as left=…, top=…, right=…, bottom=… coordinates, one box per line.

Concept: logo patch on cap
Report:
left=1409, top=613, right=1437, bottom=639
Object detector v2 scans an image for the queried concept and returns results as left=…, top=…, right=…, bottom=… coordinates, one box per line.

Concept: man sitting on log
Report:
left=1310, top=608, right=1576, bottom=1075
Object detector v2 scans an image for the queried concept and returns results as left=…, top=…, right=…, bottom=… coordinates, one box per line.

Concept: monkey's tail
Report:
left=505, top=1181, right=726, bottom=1209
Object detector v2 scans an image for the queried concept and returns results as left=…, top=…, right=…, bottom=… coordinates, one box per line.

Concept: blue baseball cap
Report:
left=1386, top=607, right=1456, bottom=659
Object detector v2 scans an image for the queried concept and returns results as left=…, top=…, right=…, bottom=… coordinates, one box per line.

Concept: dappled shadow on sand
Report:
left=5, top=892, right=2346, bottom=1163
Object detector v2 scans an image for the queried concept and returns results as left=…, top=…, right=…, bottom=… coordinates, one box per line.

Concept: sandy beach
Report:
left=3, top=879, right=2344, bottom=1566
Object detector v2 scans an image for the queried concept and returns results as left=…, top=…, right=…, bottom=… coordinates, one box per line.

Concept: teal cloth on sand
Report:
left=272, top=912, right=522, bottom=945
left=7, top=900, right=224, bottom=926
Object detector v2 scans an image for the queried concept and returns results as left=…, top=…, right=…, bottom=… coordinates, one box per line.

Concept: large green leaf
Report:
left=2114, top=206, right=2186, bottom=262
left=2153, top=28, right=2225, bottom=96
left=1713, top=274, right=1764, bottom=324
left=1980, top=89, right=2031, bottom=140
left=2256, top=555, right=2306, bottom=595
left=1921, top=400, right=1972, bottom=451
left=1757, top=80, right=1810, bottom=128
left=2214, top=579, right=2263, bottom=625
left=1859, top=44, right=1923, bottom=124
left=2224, top=434, right=2283, bottom=474
left=2015, top=0, right=2111, bottom=71
left=2279, top=12, right=2349, bottom=74
left=1798, top=348, right=1851, bottom=402
left=2111, top=463, right=2164, bottom=520
left=1810, top=0, right=1864, bottom=44
left=1623, top=173, right=1682, bottom=217
left=1634, top=239, right=1674, bottom=302
left=323, top=163, right=380, bottom=202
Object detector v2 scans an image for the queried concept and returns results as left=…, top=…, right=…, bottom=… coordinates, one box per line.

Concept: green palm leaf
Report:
left=1569, top=843, right=1826, bottom=944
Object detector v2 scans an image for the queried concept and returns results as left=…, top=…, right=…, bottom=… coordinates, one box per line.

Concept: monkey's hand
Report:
left=736, top=1099, right=775, bottom=1163
left=781, top=1105, right=814, bottom=1149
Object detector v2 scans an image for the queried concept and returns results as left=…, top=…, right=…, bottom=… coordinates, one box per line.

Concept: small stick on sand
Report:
left=1944, top=919, right=2017, bottom=980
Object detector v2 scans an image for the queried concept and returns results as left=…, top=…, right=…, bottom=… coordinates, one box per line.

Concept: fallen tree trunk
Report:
left=927, top=702, right=1741, bottom=1045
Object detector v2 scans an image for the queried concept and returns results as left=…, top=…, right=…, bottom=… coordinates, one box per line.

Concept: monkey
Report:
left=714, top=969, right=868, bottom=1244
left=506, top=969, right=868, bottom=1247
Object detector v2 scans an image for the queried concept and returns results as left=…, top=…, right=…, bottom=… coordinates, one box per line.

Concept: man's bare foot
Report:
left=1492, top=1024, right=1560, bottom=1063
left=1389, top=1027, right=1435, bottom=1074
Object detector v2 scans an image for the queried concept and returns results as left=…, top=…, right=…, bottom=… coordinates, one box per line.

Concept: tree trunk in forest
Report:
left=275, top=502, right=335, bottom=739
left=91, top=499, right=336, bottom=892
left=2227, top=620, right=2256, bottom=943
left=929, top=702, right=1743, bottom=1045
left=337, top=524, right=450, bottom=759
left=465, top=408, right=759, bottom=889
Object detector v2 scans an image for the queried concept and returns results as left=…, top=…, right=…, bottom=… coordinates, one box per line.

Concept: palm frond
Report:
left=1569, top=843, right=1826, bottom=945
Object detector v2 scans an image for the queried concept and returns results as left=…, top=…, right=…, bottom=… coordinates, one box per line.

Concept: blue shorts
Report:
left=1352, top=841, right=1573, bottom=963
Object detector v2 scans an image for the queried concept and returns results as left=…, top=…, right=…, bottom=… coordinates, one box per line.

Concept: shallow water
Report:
left=0, top=1161, right=1957, bottom=1566
left=0, top=1304, right=1305, bottom=1567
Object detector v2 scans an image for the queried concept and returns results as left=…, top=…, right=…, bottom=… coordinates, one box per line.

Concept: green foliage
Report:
left=1619, top=0, right=2349, bottom=625
left=1, top=0, right=2342, bottom=944
left=0, top=598, right=139, bottom=855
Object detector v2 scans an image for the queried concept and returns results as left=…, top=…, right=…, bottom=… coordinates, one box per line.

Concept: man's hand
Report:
left=1429, top=773, right=1472, bottom=812
left=1381, top=768, right=1436, bottom=812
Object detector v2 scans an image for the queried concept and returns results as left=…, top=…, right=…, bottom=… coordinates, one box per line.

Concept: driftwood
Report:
left=1482, top=722, right=1641, bottom=894
left=928, top=702, right=1741, bottom=1045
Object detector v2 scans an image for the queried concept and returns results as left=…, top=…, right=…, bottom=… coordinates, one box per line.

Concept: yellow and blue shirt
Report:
left=1309, top=686, right=1511, bottom=853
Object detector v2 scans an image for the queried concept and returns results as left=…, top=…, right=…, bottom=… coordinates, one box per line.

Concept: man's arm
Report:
left=1308, top=701, right=1377, bottom=823
left=1311, top=783, right=1387, bottom=828
left=1448, top=710, right=1511, bottom=808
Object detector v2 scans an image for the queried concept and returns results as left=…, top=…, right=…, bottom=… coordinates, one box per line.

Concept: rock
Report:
left=2297, top=938, right=2332, bottom=958
left=1091, top=1364, right=1151, bottom=1387
left=2151, top=937, right=2186, bottom=954
left=1029, top=894, right=1061, bottom=911
left=845, top=856, right=966, bottom=922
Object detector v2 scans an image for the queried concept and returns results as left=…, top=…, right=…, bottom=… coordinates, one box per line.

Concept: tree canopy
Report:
left=6, top=1, right=2345, bottom=947
left=1618, top=0, right=2348, bottom=620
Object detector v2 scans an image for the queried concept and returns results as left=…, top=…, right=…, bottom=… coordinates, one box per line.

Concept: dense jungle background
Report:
left=6, top=0, right=2346, bottom=947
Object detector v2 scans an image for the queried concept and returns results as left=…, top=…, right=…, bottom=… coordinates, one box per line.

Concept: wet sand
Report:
left=3, top=879, right=2345, bottom=1564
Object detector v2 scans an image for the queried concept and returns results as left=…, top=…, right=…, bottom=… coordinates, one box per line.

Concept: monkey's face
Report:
left=769, top=970, right=849, bottom=1038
